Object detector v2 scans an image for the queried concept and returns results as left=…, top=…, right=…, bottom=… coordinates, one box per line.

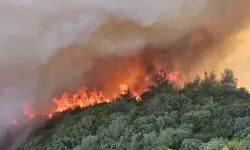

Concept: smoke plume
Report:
left=0, top=0, right=250, bottom=148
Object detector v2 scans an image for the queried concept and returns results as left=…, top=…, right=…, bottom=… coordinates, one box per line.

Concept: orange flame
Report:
left=3, top=69, right=180, bottom=125
left=12, top=120, right=18, bottom=125
left=22, top=104, right=36, bottom=118
left=168, top=71, right=180, bottom=81
left=53, top=87, right=112, bottom=112
left=52, top=70, right=180, bottom=113
left=119, top=84, right=141, bottom=100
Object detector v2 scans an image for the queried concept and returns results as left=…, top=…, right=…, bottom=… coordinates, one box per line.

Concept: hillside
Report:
left=17, top=69, right=250, bottom=150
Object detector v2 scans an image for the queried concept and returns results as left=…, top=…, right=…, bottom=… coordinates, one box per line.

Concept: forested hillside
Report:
left=17, top=69, right=250, bottom=150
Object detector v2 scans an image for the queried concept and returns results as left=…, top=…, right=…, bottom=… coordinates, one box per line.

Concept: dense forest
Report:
left=17, top=69, right=250, bottom=150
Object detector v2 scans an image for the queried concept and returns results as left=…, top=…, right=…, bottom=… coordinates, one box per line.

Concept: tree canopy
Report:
left=16, top=69, right=250, bottom=150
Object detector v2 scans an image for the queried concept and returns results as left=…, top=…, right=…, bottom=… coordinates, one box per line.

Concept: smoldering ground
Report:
left=0, top=0, right=250, bottom=149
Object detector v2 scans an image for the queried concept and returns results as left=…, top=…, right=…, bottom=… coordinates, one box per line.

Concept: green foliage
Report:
left=148, top=69, right=176, bottom=95
left=200, top=71, right=221, bottom=97
left=235, top=87, right=249, bottom=99
left=182, top=110, right=212, bottom=132
left=221, top=69, right=237, bottom=87
left=239, top=134, right=250, bottom=150
left=199, top=138, right=228, bottom=150
left=143, top=93, right=171, bottom=115
left=143, top=131, right=157, bottom=150
left=73, top=135, right=99, bottom=150
left=17, top=69, right=250, bottom=150
left=234, top=126, right=250, bottom=140
left=156, top=127, right=192, bottom=149
left=166, top=94, right=192, bottom=113
left=101, top=115, right=131, bottom=140
left=182, top=75, right=201, bottom=100
left=133, top=116, right=157, bottom=133
left=226, top=140, right=240, bottom=150
left=180, top=139, right=203, bottom=150
left=232, top=117, right=250, bottom=135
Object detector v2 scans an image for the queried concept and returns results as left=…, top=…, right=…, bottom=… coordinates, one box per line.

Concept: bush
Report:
left=182, top=110, right=212, bottom=132
left=199, top=138, right=227, bottom=150
left=180, top=139, right=203, bottom=150
left=16, top=69, right=250, bottom=150
left=73, top=136, right=99, bottom=150
left=239, top=134, right=250, bottom=150
left=156, top=127, right=192, bottom=149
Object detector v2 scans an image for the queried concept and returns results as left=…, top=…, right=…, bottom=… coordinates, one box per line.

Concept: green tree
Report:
left=182, top=110, right=212, bottom=133
left=220, top=69, right=237, bottom=95
left=16, top=69, right=250, bottom=150
left=143, top=131, right=157, bottom=150
left=156, top=93, right=192, bottom=114
left=129, top=133, right=144, bottom=150
left=239, top=134, right=250, bottom=150
left=180, top=139, right=203, bottom=150
left=232, top=117, right=250, bottom=135
left=226, top=140, right=240, bottom=150
left=235, top=87, right=249, bottom=99
left=182, top=75, right=201, bottom=100
left=200, top=71, right=221, bottom=96
left=133, top=116, right=157, bottom=133
left=101, top=115, right=131, bottom=140
left=148, top=69, right=175, bottom=94
left=143, top=93, right=170, bottom=115
left=156, top=127, right=191, bottom=149
left=199, top=138, right=227, bottom=150
left=73, top=136, right=99, bottom=150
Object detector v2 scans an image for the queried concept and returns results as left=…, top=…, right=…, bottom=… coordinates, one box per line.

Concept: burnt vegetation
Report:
left=16, top=69, right=250, bottom=150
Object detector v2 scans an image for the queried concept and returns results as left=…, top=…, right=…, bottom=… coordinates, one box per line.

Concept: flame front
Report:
left=53, top=85, right=140, bottom=113
left=22, top=104, right=36, bottom=118
left=53, top=87, right=112, bottom=112
left=3, top=68, right=180, bottom=125
left=52, top=70, right=180, bottom=113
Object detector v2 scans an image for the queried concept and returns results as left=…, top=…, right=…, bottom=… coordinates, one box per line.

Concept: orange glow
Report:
left=168, top=71, right=180, bottom=82
left=22, top=104, right=36, bottom=118
left=12, top=120, right=18, bottom=125
left=48, top=114, right=53, bottom=119
left=52, top=87, right=112, bottom=112
left=4, top=104, right=48, bottom=125
left=4, top=68, right=180, bottom=125
left=52, top=69, right=180, bottom=113
left=119, top=84, right=141, bottom=100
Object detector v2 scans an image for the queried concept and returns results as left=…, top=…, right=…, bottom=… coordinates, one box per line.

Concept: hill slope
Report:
left=17, top=69, right=250, bottom=150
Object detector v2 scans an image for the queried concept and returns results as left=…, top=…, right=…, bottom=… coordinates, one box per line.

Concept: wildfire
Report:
left=52, top=87, right=112, bottom=112
left=168, top=71, right=180, bottom=81
left=119, top=84, right=141, bottom=100
left=0, top=104, right=48, bottom=126
left=12, top=120, right=18, bottom=125
left=52, top=83, right=142, bottom=113
left=22, top=104, right=36, bottom=118
left=52, top=69, right=179, bottom=113
left=4, top=69, right=180, bottom=125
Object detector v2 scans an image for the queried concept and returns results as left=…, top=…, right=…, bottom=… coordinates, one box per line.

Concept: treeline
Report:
left=17, top=69, right=250, bottom=150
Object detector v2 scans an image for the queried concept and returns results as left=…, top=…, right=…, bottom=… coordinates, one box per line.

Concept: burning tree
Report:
left=146, top=69, right=176, bottom=97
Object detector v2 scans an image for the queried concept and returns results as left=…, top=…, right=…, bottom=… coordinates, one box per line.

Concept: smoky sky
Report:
left=0, top=0, right=250, bottom=148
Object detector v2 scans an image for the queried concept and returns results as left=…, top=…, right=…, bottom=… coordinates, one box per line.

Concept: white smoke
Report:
left=0, top=0, right=249, bottom=147
left=0, top=0, right=209, bottom=115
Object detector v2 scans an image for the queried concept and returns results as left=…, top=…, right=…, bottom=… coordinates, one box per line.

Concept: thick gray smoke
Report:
left=0, top=0, right=205, bottom=116
left=0, top=0, right=250, bottom=148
